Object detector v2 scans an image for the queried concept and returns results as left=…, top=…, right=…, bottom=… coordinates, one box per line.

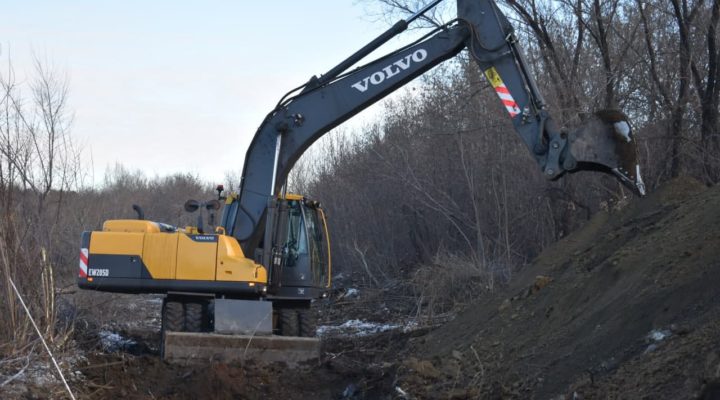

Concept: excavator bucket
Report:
left=566, top=110, right=646, bottom=196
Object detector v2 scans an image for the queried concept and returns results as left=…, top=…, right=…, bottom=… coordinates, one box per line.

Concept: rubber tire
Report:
left=298, top=308, right=317, bottom=338
left=185, top=302, right=204, bottom=333
left=163, top=300, right=184, bottom=332
left=279, top=308, right=299, bottom=337
left=161, top=299, right=183, bottom=359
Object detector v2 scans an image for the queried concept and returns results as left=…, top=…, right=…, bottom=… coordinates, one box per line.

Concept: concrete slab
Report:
left=214, top=299, right=272, bottom=335
left=163, top=332, right=321, bottom=366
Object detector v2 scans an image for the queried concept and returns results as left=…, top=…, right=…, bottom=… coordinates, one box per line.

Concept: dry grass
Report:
left=408, top=252, right=516, bottom=321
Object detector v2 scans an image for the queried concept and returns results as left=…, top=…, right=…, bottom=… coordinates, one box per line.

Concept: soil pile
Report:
left=397, top=178, right=720, bottom=399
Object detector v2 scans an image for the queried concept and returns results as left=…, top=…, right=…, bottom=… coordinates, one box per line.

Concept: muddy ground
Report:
left=4, top=177, right=720, bottom=399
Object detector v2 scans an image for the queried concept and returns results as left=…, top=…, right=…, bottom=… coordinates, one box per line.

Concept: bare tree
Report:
left=0, top=54, right=77, bottom=351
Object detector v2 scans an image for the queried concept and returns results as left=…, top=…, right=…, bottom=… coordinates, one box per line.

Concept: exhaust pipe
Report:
left=132, top=204, right=145, bottom=220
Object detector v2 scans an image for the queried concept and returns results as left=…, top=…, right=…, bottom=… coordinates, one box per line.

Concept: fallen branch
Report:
left=84, top=382, right=115, bottom=390
left=0, top=355, right=30, bottom=387
left=77, top=360, right=126, bottom=371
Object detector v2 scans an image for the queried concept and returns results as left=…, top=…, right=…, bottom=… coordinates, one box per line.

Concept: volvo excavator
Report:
left=78, top=0, right=645, bottom=362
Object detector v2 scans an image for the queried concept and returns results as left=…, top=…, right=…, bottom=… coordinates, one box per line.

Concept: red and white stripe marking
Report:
left=484, top=67, right=522, bottom=118
left=494, top=84, right=521, bottom=117
left=79, top=248, right=88, bottom=278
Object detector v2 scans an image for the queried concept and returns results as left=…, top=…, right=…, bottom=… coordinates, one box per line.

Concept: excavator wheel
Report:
left=163, top=299, right=184, bottom=332
left=298, top=308, right=317, bottom=337
left=278, top=308, right=299, bottom=336
left=184, top=302, right=204, bottom=333
left=160, top=298, right=183, bottom=358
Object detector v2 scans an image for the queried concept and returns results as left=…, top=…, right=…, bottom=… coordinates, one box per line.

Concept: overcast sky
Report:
left=1, top=0, right=432, bottom=186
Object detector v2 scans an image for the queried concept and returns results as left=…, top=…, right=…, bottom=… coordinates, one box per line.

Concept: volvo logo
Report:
left=351, top=49, right=428, bottom=93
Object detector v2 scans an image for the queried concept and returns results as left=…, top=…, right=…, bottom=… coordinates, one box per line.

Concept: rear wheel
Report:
left=160, top=299, right=183, bottom=358
left=185, top=302, right=204, bottom=332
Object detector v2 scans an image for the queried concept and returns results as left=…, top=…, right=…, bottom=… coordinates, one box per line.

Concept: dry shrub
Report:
left=409, top=252, right=514, bottom=321
left=0, top=220, right=74, bottom=358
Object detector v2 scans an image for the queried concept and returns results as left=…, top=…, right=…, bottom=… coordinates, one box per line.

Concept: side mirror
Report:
left=205, top=200, right=221, bottom=211
left=184, top=199, right=200, bottom=213
left=216, top=184, right=225, bottom=200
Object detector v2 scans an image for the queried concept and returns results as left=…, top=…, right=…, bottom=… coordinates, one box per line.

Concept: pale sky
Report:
left=1, top=0, right=432, bottom=185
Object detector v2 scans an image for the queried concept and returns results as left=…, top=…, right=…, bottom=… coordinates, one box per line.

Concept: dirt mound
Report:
left=398, top=177, right=720, bottom=399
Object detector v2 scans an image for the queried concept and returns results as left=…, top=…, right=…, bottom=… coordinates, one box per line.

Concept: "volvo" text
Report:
left=351, top=49, right=428, bottom=93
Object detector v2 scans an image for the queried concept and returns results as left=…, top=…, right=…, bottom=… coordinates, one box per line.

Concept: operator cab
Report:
left=218, top=191, right=331, bottom=299
left=277, top=194, right=330, bottom=297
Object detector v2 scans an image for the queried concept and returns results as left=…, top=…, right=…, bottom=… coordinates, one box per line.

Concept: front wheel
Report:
left=278, top=308, right=299, bottom=336
left=298, top=308, right=317, bottom=337
left=163, top=299, right=184, bottom=331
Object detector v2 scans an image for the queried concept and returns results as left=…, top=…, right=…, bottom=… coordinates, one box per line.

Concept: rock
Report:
left=395, top=386, right=410, bottom=399
left=404, top=358, right=442, bottom=379
left=530, top=275, right=553, bottom=295
left=452, top=350, right=463, bottom=360
left=499, top=299, right=512, bottom=312
left=545, top=306, right=554, bottom=318
left=646, top=329, right=672, bottom=342
left=417, top=360, right=441, bottom=379
left=341, top=383, right=358, bottom=398
left=670, top=323, right=692, bottom=335
left=644, top=343, right=658, bottom=354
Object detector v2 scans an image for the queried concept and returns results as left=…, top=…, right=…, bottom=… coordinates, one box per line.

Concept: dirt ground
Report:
left=4, top=177, right=720, bottom=399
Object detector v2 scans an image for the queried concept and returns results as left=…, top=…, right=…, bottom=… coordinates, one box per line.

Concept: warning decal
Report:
left=484, top=67, right=521, bottom=118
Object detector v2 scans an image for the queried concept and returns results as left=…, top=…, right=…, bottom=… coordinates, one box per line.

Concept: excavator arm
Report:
left=222, top=0, right=645, bottom=260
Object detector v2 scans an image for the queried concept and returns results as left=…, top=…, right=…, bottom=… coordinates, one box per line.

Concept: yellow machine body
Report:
left=78, top=219, right=268, bottom=295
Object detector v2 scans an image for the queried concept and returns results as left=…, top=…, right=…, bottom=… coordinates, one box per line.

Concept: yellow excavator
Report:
left=78, top=0, right=644, bottom=360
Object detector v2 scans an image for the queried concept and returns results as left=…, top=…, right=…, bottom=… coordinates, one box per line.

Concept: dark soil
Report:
left=396, top=178, right=720, bottom=399
left=10, top=177, right=720, bottom=399
left=72, top=329, right=412, bottom=400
